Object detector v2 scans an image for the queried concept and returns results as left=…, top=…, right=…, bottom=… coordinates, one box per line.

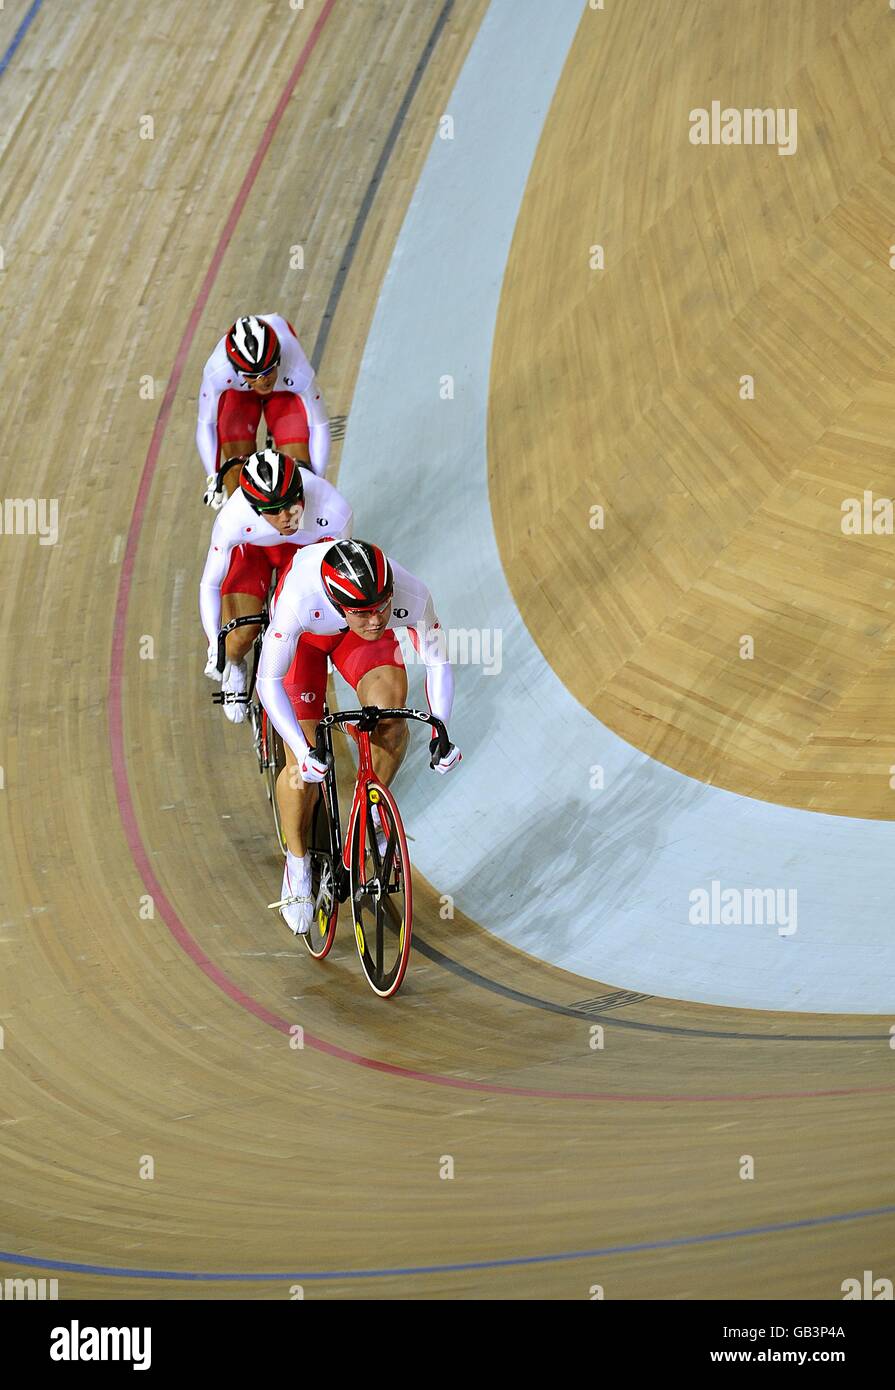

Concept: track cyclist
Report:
left=256, top=539, right=461, bottom=934
left=196, top=314, right=331, bottom=508
left=200, top=449, right=353, bottom=719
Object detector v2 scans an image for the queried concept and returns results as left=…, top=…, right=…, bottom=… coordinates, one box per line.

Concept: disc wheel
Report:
left=304, top=785, right=340, bottom=959
left=348, top=781, right=412, bottom=997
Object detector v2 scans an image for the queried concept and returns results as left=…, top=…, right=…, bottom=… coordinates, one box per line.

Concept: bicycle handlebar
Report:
left=215, top=455, right=246, bottom=493
left=210, top=633, right=453, bottom=768
left=215, top=611, right=267, bottom=674
left=315, top=707, right=451, bottom=768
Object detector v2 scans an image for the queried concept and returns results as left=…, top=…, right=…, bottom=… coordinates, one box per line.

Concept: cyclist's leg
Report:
left=280, top=720, right=322, bottom=856
left=220, top=547, right=273, bottom=662
left=263, top=392, right=310, bottom=464
left=232, top=546, right=297, bottom=661
left=356, top=664, right=409, bottom=784
left=218, top=390, right=263, bottom=494
left=276, top=635, right=338, bottom=855
left=219, top=441, right=254, bottom=495
left=335, top=631, right=409, bottom=785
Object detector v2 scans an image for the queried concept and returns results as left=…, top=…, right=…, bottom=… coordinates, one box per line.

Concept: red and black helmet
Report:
left=225, top=315, right=281, bottom=377
left=239, top=450, right=304, bottom=513
left=321, top=540, right=394, bottom=611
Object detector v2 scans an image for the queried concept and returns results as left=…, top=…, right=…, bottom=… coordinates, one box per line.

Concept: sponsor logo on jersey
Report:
left=394, top=607, right=409, bottom=619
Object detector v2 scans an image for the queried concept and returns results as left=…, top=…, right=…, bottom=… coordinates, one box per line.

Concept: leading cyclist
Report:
left=256, top=539, right=461, bottom=934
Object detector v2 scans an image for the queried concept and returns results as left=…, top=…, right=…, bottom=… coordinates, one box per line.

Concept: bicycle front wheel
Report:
left=305, top=784, right=340, bottom=959
left=348, top=780, right=412, bottom=997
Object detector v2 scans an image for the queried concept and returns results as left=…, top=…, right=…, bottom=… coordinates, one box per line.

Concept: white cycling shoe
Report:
left=221, top=660, right=249, bottom=724
left=268, top=852, right=314, bottom=936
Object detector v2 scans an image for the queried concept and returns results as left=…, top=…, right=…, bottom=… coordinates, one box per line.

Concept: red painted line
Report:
left=106, top=3, right=895, bottom=1107
left=108, top=2, right=341, bottom=1028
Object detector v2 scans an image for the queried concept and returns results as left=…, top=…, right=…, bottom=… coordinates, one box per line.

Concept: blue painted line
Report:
left=0, top=0, right=43, bottom=79
left=2, top=1203, right=893, bottom=1282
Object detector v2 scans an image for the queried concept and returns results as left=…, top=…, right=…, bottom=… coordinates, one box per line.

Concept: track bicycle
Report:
left=212, top=610, right=287, bottom=852
left=303, top=704, right=451, bottom=997
left=206, top=442, right=289, bottom=847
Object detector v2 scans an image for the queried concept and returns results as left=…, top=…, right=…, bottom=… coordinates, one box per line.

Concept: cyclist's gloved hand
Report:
left=204, top=644, right=222, bottom=680
left=300, top=748, right=330, bottom=784
left=203, top=474, right=224, bottom=509
left=429, top=736, right=461, bottom=775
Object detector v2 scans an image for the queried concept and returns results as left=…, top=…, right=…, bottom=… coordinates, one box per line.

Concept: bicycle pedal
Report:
left=268, top=893, right=313, bottom=911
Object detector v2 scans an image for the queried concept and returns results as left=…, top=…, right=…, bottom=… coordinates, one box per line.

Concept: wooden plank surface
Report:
left=0, top=0, right=891, bottom=1300
left=491, top=0, right=895, bottom=817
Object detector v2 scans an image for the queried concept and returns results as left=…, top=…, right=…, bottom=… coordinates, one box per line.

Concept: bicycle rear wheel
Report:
left=348, top=780, right=412, bottom=997
left=305, top=784, right=340, bottom=959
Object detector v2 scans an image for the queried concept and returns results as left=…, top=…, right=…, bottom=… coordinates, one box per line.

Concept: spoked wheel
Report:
left=305, top=785, right=340, bottom=959
left=261, top=710, right=287, bottom=854
left=348, top=780, right=412, bottom=997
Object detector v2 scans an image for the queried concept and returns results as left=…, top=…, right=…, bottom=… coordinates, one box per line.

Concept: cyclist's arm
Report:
left=196, top=420, right=220, bottom=477
left=407, top=595, right=454, bottom=723
left=299, top=382, right=330, bottom=477
left=256, top=614, right=310, bottom=761
left=196, top=366, right=222, bottom=476
left=295, top=477, right=352, bottom=544
left=421, top=656, right=454, bottom=725
left=198, top=529, right=234, bottom=649
left=319, top=495, right=352, bottom=542
left=270, top=314, right=328, bottom=476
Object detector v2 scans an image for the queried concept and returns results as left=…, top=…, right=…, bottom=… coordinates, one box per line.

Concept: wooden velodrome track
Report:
left=1, top=0, right=893, bottom=1300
